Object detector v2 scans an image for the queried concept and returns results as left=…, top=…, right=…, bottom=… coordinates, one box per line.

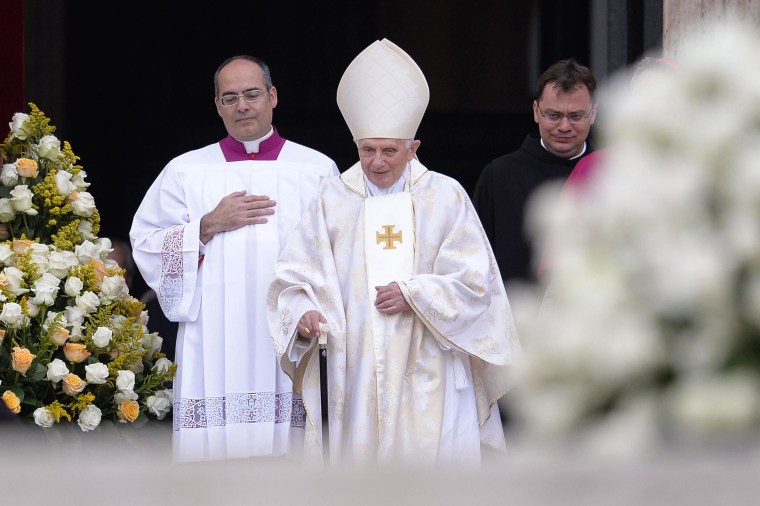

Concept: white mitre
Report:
left=337, top=38, right=429, bottom=140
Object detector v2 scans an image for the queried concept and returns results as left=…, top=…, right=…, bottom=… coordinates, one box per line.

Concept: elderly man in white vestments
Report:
left=130, top=55, right=339, bottom=462
left=267, top=39, right=521, bottom=467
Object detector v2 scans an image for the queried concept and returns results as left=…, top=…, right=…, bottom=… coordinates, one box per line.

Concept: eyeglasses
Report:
left=218, top=89, right=265, bottom=107
left=537, top=103, right=594, bottom=124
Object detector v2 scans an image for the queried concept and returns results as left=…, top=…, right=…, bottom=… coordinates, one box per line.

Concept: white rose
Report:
left=0, top=302, right=26, bottom=326
left=109, top=313, right=127, bottom=329
left=47, top=250, right=78, bottom=279
left=68, top=322, right=83, bottom=340
left=46, top=358, right=70, bottom=383
left=70, top=170, right=90, bottom=190
left=71, top=191, right=96, bottom=217
left=33, top=407, right=55, bottom=428
left=92, top=326, right=112, bottom=348
left=1, top=164, right=19, bottom=186
left=64, top=276, right=84, bottom=297
left=37, top=135, right=61, bottom=160
left=153, top=357, right=173, bottom=374
left=0, top=244, right=13, bottom=265
left=146, top=389, right=173, bottom=420
left=43, top=310, right=68, bottom=331
left=25, top=302, right=41, bottom=318
left=28, top=242, right=50, bottom=267
left=64, top=304, right=85, bottom=328
left=75, top=291, right=100, bottom=313
left=84, top=362, right=109, bottom=384
left=114, top=389, right=139, bottom=405
left=0, top=198, right=16, bottom=222
left=9, top=112, right=30, bottom=140
left=97, top=237, right=112, bottom=255
left=78, top=220, right=96, bottom=240
left=116, top=370, right=135, bottom=391
left=3, top=266, right=29, bottom=296
left=128, top=360, right=144, bottom=375
left=99, top=275, right=126, bottom=304
left=74, top=241, right=100, bottom=265
left=142, top=332, right=163, bottom=358
left=77, top=405, right=102, bottom=432
left=42, top=311, right=57, bottom=330
left=9, top=185, right=37, bottom=215
left=54, top=170, right=77, bottom=196
left=32, top=272, right=62, bottom=306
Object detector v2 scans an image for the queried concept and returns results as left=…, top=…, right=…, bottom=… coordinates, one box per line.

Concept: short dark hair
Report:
left=535, top=58, right=596, bottom=101
left=213, top=55, right=273, bottom=96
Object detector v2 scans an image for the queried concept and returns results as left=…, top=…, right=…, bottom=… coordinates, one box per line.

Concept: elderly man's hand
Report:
left=298, top=310, right=327, bottom=339
left=374, top=282, right=412, bottom=314
left=200, top=190, right=276, bottom=244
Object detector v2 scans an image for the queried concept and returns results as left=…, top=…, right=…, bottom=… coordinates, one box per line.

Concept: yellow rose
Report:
left=51, top=326, right=70, bottom=346
left=11, top=238, right=34, bottom=254
left=11, top=346, right=36, bottom=374
left=15, top=158, right=39, bottom=178
left=2, top=391, right=21, bottom=414
left=90, top=260, right=107, bottom=289
left=61, top=373, right=86, bottom=396
left=65, top=191, right=78, bottom=204
left=117, top=399, right=140, bottom=423
left=63, top=342, right=91, bottom=363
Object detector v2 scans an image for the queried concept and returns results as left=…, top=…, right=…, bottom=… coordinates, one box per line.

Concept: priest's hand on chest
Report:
left=199, top=190, right=277, bottom=243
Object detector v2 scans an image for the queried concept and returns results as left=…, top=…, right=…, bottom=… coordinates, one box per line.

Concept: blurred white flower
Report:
left=510, top=20, right=760, bottom=454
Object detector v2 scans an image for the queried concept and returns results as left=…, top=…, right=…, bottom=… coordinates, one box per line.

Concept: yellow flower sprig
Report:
left=46, top=400, right=72, bottom=422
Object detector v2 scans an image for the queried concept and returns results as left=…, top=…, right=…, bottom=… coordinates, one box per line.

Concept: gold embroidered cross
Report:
left=376, top=225, right=403, bottom=249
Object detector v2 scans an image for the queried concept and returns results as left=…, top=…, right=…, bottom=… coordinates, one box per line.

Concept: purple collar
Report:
left=219, top=128, right=286, bottom=161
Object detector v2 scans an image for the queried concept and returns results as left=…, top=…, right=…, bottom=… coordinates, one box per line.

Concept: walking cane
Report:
left=318, top=323, right=330, bottom=464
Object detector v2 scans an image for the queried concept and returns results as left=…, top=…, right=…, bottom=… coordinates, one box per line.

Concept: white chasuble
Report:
left=268, top=159, right=522, bottom=467
left=131, top=143, right=335, bottom=462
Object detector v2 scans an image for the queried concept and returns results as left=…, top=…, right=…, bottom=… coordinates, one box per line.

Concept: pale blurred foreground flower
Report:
left=509, top=19, right=760, bottom=456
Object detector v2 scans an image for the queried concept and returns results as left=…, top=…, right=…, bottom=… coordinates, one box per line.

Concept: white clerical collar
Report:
left=540, top=138, right=587, bottom=160
left=365, top=164, right=410, bottom=196
left=241, top=127, right=274, bottom=154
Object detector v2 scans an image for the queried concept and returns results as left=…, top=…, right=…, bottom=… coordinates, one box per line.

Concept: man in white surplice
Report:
left=130, top=55, right=339, bottom=462
left=267, top=39, right=521, bottom=467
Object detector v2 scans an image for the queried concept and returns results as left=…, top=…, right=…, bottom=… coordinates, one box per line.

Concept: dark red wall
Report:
left=0, top=0, right=25, bottom=142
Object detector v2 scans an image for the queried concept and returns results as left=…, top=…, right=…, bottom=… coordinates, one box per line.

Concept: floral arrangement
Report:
left=0, top=103, right=175, bottom=431
left=508, top=20, right=760, bottom=455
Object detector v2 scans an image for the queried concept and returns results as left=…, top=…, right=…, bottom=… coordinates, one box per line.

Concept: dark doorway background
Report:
left=20, top=0, right=663, bottom=295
